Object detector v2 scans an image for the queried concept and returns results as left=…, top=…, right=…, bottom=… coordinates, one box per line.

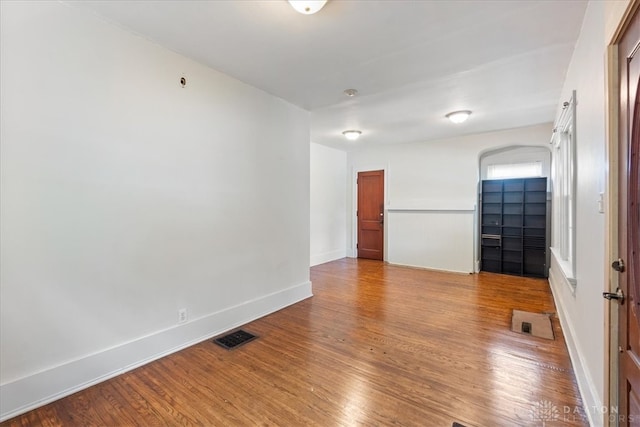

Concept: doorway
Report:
left=613, top=6, right=640, bottom=424
left=477, top=146, right=551, bottom=275
left=357, top=170, right=384, bottom=260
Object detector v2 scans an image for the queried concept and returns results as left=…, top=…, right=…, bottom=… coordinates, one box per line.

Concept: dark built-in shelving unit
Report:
left=481, top=177, right=548, bottom=277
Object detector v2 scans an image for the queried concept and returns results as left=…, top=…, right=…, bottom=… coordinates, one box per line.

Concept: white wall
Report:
left=310, top=143, right=347, bottom=266
left=0, top=1, right=311, bottom=420
left=347, top=123, right=551, bottom=273
left=547, top=2, right=607, bottom=425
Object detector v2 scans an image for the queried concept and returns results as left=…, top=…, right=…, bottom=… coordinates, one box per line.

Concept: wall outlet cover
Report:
left=178, top=308, right=188, bottom=323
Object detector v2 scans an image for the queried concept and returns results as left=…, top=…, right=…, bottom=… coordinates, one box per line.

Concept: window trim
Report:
left=550, top=90, right=577, bottom=288
left=486, top=161, right=543, bottom=180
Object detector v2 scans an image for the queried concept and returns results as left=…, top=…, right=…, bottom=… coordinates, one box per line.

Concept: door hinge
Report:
left=356, top=243, right=358, bottom=249
left=356, top=210, right=358, bottom=217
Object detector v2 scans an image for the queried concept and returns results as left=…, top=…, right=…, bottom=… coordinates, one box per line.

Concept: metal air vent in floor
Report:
left=213, top=329, right=257, bottom=350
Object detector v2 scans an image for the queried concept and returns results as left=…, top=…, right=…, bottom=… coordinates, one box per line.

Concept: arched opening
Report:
left=476, top=145, right=552, bottom=276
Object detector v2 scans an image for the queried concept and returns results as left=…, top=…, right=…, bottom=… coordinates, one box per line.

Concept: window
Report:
left=550, top=90, right=576, bottom=286
left=487, top=161, right=543, bottom=179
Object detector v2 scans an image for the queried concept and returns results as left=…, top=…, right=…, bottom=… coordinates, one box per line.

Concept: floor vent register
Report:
left=213, top=329, right=258, bottom=350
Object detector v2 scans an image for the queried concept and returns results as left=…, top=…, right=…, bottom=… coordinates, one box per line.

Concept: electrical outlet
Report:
left=598, top=192, right=605, bottom=214
left=178, top=308, right=188, bottom=324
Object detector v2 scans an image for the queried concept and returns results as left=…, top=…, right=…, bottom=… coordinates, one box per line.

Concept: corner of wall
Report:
left=548, top=259, right=602, bottom=427
left=310, top=249, right=347, bottom=266
left=0, top=282, right=312, bottom=422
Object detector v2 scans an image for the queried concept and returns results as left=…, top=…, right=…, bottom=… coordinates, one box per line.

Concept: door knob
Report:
left=612, top=258, right=625, bottom=272
left=603, top=288, right=625, bottom=304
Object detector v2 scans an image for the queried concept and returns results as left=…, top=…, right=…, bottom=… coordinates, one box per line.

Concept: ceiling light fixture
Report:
left=342, top=130, right=362, bottom=141
left=344, top=88, right=358, bottom=97
left=446, top=110, right=472, bottom=124
left=288, top=0, right=328, bottom=15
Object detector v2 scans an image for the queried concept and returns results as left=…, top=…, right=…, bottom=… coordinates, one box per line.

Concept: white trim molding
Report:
left=550, top=90, right=578, bottom=285
left=550, top=247, right=578, bottom=291
left=0, top=282, right=313, bottom=422
left=549, top=258, right=600, bottom=427
left=310, top=249, right=347, bottom=266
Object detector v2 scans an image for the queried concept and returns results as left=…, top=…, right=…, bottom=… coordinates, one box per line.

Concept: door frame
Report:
left=607, top=1, right=640, bottom=425
left=350, top=164, right=389, bottom=260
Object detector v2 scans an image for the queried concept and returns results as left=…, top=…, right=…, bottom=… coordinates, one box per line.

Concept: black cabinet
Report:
left=480, top=177, right=548, bottom=277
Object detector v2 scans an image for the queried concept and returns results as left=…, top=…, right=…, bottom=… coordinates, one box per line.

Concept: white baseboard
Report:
left=386, top=261, right=473, bottom=274
left=548, top=265, right=601, bottom=427
left=310, top=249, right=346, bottom=266
left=0, top=281, right=313, bottom=422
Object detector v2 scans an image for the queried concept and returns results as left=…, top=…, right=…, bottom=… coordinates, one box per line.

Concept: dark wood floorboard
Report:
left=2, top=258, right=587, bottom=426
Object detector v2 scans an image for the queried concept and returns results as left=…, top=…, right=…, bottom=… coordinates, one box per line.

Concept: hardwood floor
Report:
left=2, top=259, right=587, bottom=426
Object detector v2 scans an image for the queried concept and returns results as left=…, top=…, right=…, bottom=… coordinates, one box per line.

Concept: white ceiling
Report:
left=70, top=0, right=587, bottom=150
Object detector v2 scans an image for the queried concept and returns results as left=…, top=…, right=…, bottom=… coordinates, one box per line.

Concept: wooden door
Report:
left=618, top=8, right=640, bottom=425
left=357, top=170, right=384, bottom=260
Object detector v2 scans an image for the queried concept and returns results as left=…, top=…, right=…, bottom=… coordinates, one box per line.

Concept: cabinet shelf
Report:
left=480, top=177, right=548, bottom=278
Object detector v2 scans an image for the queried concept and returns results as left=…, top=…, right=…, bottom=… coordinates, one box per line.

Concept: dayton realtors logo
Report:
left=529, top=400, right=560, bottom=425
left=529, top=400, right=635, bottom=424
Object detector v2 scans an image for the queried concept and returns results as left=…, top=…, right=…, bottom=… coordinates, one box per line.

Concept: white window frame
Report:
left=550, top=90, right=577, bottom=287
left=487, top=161, right=543, bottom=180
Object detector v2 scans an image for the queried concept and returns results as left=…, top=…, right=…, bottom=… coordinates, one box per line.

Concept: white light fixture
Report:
left=342, top=130, right=362, bottom=141
left=446, top=110, right=472, bottom=124
left=288, top=0, right=328, bottom=15
left=344, top=88, right=358, bottom=97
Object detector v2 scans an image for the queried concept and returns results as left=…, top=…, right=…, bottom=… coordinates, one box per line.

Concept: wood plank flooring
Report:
left=2, top=259, right=587, bottom=426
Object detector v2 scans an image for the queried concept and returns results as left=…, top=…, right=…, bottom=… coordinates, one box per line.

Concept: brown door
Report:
left=618, top=9, right=640, bottom=425
left=357, top=170, right=384, bottom=260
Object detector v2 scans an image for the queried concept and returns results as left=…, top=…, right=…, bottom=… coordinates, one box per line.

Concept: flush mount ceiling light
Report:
left=288, top=0, right=328, bottom=15
left=344, top=88, right=358, bottom=97
left=446, top=110, right=472, bottom=124
left=342, top=130, right=362, bottom=141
